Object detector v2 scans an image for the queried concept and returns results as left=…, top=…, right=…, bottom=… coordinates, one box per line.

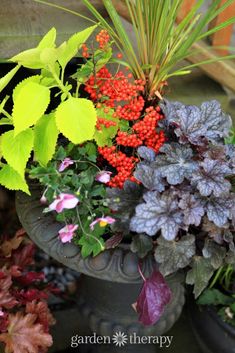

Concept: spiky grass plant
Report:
left=35, top=0, right=235, bottom=98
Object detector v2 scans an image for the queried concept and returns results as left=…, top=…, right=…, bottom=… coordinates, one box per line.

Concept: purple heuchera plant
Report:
left=107, top=100, right=235, bottom=300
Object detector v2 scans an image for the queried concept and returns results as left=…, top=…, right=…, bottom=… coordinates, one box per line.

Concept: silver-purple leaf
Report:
left=162, top=100, right=232, bottom=145
left=206, top=196, right=233, bottom=227
left=191, top=159, right=231, bottom=197
left=154, top=143, right=198, bottom=185
left=137, top=146, right=156, bottom=162
left=179, top=193, right=205, bottom=226
left=134, top=164, right=165, bottom=192
left=135, top=270, right=172, bottom=326
left=130, top=191, right=183, bottom=240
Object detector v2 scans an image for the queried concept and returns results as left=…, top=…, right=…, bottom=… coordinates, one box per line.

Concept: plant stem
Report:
left=76, top=207, right=105, bottom=251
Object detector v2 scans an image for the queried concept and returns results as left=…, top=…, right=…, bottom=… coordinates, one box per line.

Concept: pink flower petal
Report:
left=58, top=224, right=78, bottom=243
left=95, top=171, right=112, bottom=184
left=89, top=216, right=116, bottom=230
left=49, top=194, right=79, bottom=213
left=58, top=158, right=74, bottom=172
left=60, top=194, right=79, bottom=210
left=48, top=198, right=60, bottom=211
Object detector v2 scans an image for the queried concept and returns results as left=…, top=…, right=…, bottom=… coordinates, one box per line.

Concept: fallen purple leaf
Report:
left=135, top=269, right=172, bottom=326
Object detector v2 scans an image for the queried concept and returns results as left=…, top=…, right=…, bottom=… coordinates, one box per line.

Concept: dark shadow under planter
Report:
left=188, top=299, right=235, bottom=353
left=16, top=184, right=185, bottom=353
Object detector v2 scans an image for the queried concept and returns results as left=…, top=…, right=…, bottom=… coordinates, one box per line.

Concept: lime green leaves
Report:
left=58, top=25, right=97, bottom=69
left=0, top=165, right=30, bottom=194
left=34, top=114, right=59, bottom=166
left=94, top=107, right=119, bottom=147
left=1, top=129, right=34, bottom=176
left=10, top=26, right=96, bottom=71
left=10, top=27, right=57, bottom=69
left=0, top=129, right=34, bottom=194
left=13, top=82, right=50, bottom=135
left=0, top=25, right=108, bottom=194
left=55, top=97, right=97, bottom=144
left=0, top=65, right=21, bottom=94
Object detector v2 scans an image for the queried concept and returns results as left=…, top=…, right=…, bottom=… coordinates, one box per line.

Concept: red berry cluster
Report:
left=133, top=106, right=165, bottom=151
left=81, top=43, right=89, bottom=58
left=98, top=146, right=138, bottom=188
left=96, top=117, right=117, bottom=131
left=84, top=64, right=166, bottom=188
left=116, top=96, right=145, bottom=121
left=116, top=131, right=142, bottom=148
left=85, top=67, right=145, bottom=108
left=96, top=30, right=110, bottom=49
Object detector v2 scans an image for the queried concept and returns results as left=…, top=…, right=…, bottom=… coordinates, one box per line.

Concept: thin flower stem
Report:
left=138, top=263, right=146, bottom=282
left=76, top=207, right=105, bottom=251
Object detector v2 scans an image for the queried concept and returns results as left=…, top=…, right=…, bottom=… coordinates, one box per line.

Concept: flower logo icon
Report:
left=112, top=331, right=128, bottom=347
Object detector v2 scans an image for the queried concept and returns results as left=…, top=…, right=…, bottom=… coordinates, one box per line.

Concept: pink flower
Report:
left=0, top=309, right=4, bottom=317
left=58, top=158, right=74, bottom=172
left=58, top=224, right=78, bottom=243
left=49, top=193, right=79, bottom=213
left=90, top=216, right=116, bottom=230
left=95, top=171, right=112, bottom=184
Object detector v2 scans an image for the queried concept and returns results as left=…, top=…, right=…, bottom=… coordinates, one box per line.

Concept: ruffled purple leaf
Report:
left=137, top=146, right=156, bottom=162
left=154, top=143, right=198, bottom=185
left=179, top=193, right=205, bottom=226
left=135, top=270, right=172, bottom=326
left=130, top=190, right=183, bottom=240
left=191, top=159, right=231, bottom=197
left=161, top=100, right=232, bottom=145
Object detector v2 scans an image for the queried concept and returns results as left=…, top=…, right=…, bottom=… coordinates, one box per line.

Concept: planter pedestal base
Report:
left=15, top=188, right=185, bottom=352
left=74, top=274, right=184, bottom=353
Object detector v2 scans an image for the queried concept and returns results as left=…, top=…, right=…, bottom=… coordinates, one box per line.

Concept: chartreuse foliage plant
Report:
left=35, top=0, right=235, bottom=98
left=0, top=26, right=116, bottom=193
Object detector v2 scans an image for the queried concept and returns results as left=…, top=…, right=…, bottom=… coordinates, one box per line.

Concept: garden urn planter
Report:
left=188, top=300, right=235, bottom=353
left=16, top=184, right=185, bottom=352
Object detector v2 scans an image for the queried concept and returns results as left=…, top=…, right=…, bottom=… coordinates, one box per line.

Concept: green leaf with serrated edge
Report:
left=34, top=114, right=59, bottom=166
left=197, top=289, right=233, bottom=306
left=55, top=97, right=97, bottom=144
left=13, top=75, right=41, bottom=102
left=78, top=234, right=105, bottom=258
left=94, top=107, right=119, bottom=146
left=13, top=82, right=50, bottom=135
left=0, top=165, right=29, bottom=194
left=1, top=129, right=34, bottom=176
left=10, top=48, right=43, bottom=69
left=130, top=234, right=153, bottom=258
left=0, top=65, right=20, bottom=94
left=75, top=48, right=112, bottom=83
left=40, top=47, right=60, bottom=67
left=58, top=25, right=96, bottom=69
left=186, top=256, right=215, bottom=298
left=38, top=27, right=56, bottom=50
left=155, top=235, right=196, bottom=276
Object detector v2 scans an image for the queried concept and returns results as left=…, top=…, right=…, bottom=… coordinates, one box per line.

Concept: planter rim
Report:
left=15, top=184, right=167, bottom=283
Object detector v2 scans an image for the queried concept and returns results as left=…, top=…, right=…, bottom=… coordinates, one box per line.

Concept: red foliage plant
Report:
left=0, top=229, right=55, bottom=353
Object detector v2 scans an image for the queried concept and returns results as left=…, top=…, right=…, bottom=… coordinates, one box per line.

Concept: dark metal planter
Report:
left=16, top=184, right=185, bottom=352
left=188, top=300, right=235, bottom=353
